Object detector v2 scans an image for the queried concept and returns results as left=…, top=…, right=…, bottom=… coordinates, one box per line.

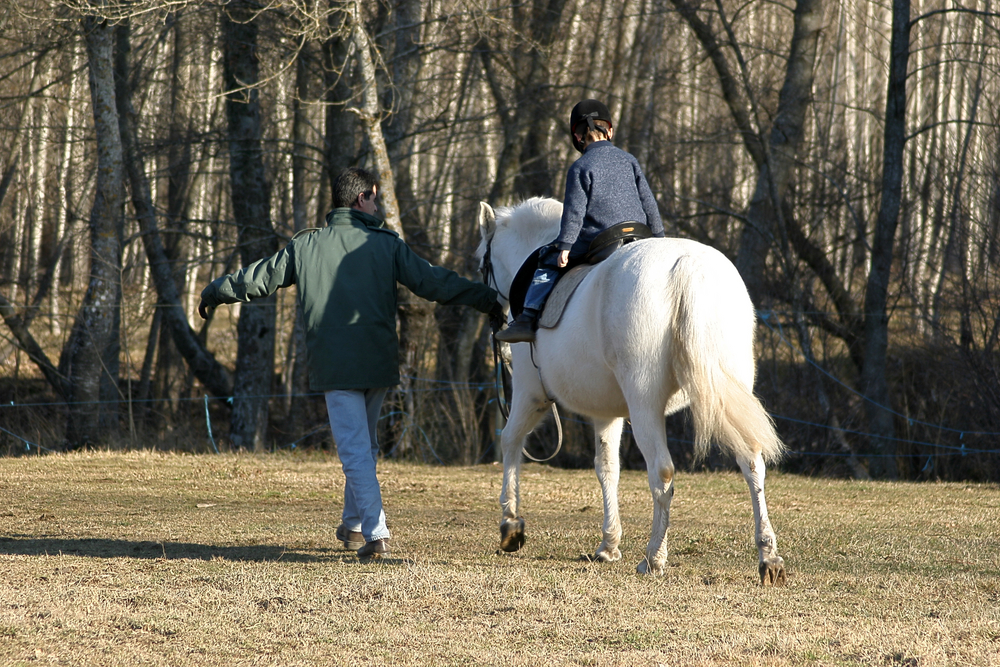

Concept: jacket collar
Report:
left=325, top=207, right=385, bottom=229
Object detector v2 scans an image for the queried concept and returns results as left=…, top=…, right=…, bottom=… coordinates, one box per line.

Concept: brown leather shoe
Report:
left=357, top=538, right=390, bottom=560
left=335, top=524, right=364, bottom=550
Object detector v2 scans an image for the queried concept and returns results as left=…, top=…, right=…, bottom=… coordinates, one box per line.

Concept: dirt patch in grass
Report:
left=1, top=452, right=998, bottom=666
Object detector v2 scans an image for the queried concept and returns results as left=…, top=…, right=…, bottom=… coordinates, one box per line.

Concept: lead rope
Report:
left=518, top=342, right=562, bottom=463
left=490, top=334, right=510, bottom=420
left=490, top=337, right=563, bottom=464
left=484, top=243, right=563, bottom=464
left=521, top=402, right=563, bottom=463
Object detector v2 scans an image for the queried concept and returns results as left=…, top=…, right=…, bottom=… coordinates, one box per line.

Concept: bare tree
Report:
left=222, top=0, right=279, bottom=451
left=477, top=0, right=570, bottom=204
left=63, top=14, right=125, bottom=448
left=859, top=0, right=911, bottom=479
left=731, top=0, right=825, bottom=303
left=113, top=18, right=234, bottom=401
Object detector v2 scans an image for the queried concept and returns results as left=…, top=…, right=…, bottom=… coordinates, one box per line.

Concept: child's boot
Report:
left=495, top=308, right=539, bottom=343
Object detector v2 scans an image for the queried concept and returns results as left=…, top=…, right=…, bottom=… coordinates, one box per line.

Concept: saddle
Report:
left=507, top=222, right=653, bottom=327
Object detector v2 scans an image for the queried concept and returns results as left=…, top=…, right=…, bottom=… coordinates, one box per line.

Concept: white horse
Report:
left=477, top=197, right=786, bottom=585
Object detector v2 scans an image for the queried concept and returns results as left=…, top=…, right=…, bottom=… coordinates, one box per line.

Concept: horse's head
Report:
left=476, top=197, right=563, bottom=299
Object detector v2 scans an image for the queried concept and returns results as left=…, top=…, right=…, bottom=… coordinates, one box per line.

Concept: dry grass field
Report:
left=0, top=451, right=998, bottom=666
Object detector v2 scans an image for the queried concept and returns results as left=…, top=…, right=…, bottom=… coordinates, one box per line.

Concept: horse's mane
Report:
left=493, top=197, right=562, bottom=231
left=485, top=197, right=563, bottom=256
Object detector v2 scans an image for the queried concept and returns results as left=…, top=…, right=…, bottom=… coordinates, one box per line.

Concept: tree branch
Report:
left=0, top=291, right=69, bottom=398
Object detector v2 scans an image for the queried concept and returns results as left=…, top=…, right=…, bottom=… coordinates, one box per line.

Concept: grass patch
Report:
left=1, top=451, right=999, bottom=665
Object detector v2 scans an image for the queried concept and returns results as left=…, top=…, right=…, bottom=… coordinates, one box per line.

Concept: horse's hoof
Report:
left=635, top=557, right=665, bottom=576
left=593, top=546, right=621, bottom=562
left=759, top=556, right=786, bottom=587
left=499, top=517, right=526, bottom=552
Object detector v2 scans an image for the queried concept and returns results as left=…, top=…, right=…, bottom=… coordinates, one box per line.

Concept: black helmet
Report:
left=569, top=99, right=613, bottom=153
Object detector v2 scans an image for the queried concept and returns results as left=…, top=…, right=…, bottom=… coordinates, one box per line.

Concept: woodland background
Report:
left=0, top=0, right=997, bottom=480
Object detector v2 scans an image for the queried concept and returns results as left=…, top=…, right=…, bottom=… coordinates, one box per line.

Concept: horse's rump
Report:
left=536, top=238, right=782, bottom=463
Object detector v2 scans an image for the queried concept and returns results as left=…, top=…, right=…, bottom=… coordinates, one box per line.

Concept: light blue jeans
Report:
left=325, top=388, right=391, bottom=542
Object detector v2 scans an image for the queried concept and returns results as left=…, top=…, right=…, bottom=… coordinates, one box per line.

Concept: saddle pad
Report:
left=538, top=263, right=597, bottom=329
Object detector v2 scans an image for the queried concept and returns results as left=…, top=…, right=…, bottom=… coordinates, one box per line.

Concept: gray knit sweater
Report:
left=555, top=141, right=664, bottom=256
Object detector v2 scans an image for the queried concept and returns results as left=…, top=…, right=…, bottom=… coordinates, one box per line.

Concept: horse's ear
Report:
left=478, top=201, right=496, bottom=240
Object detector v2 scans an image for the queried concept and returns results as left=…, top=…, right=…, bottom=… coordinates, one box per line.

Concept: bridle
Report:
left=479, top=234, right=508, bottom=304
left=480, top=234, right=510, bottom=419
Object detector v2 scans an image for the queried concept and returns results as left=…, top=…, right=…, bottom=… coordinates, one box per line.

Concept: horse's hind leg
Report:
left=737, top=451, right=786, bottom=586
left=628, top=408, right=675, bottom=576
left=498, top=390, right=551, bottom=553
left=592, top=417, right=625, bottom=562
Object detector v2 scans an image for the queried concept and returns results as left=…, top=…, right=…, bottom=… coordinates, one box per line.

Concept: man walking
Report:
left=199, top=167, right=500, bottom=559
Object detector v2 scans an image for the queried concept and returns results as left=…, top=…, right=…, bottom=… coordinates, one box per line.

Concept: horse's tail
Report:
left=671, top=256, right=785, bottom=465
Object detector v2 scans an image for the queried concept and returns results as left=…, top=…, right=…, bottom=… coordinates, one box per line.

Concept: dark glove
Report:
left=488, top=301, right=505, bottom=331
left=197, top=298, right=214, bottom=320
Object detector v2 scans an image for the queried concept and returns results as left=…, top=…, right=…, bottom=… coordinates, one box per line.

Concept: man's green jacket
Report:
left=200, top=208, right=498, bottom=391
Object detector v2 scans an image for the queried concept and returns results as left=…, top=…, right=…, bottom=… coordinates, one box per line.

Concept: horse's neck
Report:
left=496, top=199, right=562, bottom=284
left=508, top=222, right=558, bottom=259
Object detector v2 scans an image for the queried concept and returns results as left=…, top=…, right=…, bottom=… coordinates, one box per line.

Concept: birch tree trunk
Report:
left=349, top=4, right=424, bottom=454
left=223, top=0, right=279, bottom=451
left=383, top=0, right=424, bottom=242
left=668, top=0, right=765, bottom=168
left=52, top=41, right=84, bottom=336
left=349, top=5, right=402, bottom=234
left=0, top=155, right=68, bottom=396
left=65, top=14, right=125, bottom=448
left=285, top=43, right=311, bottom=435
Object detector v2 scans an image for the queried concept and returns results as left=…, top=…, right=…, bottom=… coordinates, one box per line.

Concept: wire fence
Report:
left=2, top=376, right=998, bottom=459
left=1, top=310, right=998, bottom=468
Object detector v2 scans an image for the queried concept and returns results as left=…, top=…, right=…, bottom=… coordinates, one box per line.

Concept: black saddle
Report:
left=507, top=222, right=653, bottom=317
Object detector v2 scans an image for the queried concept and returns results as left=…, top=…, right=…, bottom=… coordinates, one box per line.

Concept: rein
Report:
left=481, top=235, right=511, bottom=420
left=481, top=234, right=563, bottom=464
left=480, top=236, right=508, bottom=302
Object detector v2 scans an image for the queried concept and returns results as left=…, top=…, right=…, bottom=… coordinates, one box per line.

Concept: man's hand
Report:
left=488, top=301, right=505, bottom=330
left=556, top=250, right=570, bottom=268
left=197, top=299, right=214, bottom=320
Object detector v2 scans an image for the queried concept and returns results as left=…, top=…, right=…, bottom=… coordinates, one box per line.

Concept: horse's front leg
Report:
left=592, top=417, right=625, bottom=562
left=498, top=387, right=551, bottom=553
left=737, top=452, right=786, bottom=586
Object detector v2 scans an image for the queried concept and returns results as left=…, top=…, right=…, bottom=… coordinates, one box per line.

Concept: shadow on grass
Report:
left=0, top=536, right=360, bottom=563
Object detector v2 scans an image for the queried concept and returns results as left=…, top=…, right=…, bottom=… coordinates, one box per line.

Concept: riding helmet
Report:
left=569, top=99, right=613, bottom=153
